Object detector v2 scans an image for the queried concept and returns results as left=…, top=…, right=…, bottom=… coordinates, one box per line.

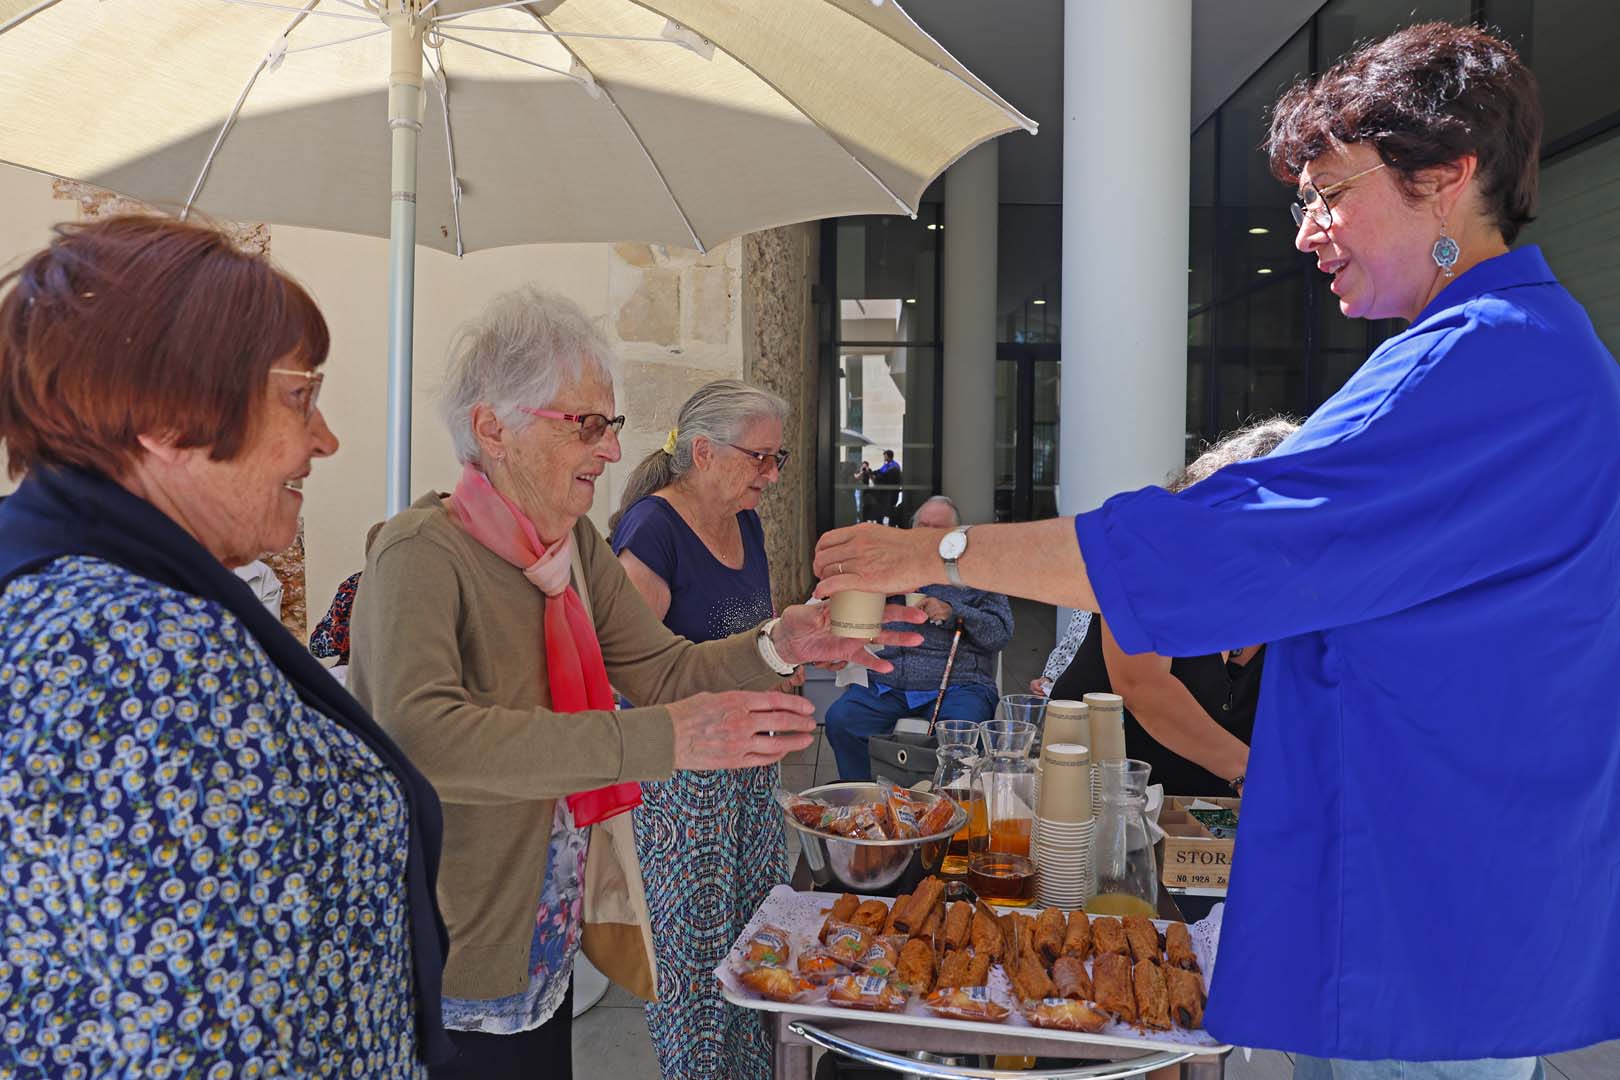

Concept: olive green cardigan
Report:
left=349, top=493, right=780, bottom=1000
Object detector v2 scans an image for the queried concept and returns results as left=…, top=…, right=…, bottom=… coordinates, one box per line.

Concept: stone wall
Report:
left=742, top=224, right=820, bottom=611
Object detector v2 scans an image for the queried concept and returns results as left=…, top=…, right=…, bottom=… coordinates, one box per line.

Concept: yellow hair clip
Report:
left=661, top=427, right=679, bottom=455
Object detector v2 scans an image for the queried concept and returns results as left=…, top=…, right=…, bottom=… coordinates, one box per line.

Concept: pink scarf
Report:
left=446, top=463, right=641, bottom=826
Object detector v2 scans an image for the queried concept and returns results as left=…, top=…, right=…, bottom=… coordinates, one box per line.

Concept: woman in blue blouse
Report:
left=0, top=217, right=452, bottom=1076
left=609, top=380, right=792, bottom=1080
left=816, top=23, right=1620, bottom=1080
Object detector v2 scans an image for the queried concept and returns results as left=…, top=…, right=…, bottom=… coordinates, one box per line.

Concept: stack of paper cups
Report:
left=1033, top=742, right=1095, bottom=908
left=1035, top=699, right=1087, bottom=808
left=1083, top=693, right=1126, bottom=820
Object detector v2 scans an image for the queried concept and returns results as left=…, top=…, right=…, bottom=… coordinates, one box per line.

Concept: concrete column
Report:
left=1059, top=0, right=1190, bottom=521
left=941, top=138, right=999, bottom=525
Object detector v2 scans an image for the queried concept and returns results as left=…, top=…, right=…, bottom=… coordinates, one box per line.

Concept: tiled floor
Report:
left=569, top=599, right=1620, bottom=1078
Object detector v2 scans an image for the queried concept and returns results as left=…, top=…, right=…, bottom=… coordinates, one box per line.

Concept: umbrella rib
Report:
left=428, top=24, right=686, bottom=47
left=212, top=0, right=380, bottom=25
left=523, top=9, right=705, bottom=252
left=185, top=0, right=331, bottom=218
left=286, top=26, right=388, bottom=54
left=424, top=47, right=466, bottom=257
left=0, top=0, right=66, bottom=38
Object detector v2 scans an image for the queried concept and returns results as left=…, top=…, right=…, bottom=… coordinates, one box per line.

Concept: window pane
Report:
left=833, top=347, right=938, bottom=527
left=1190, top=122, right=1216, bottom=313
left=994, top=358, right=1017, bottom=521
left=998, top=205, right=1061, bottom=343
left=837, top=209, right=940, bottom=344
left=1187, top=311, right=1212, bottom=449
left=1519, top=130, right=1620, bottom=355
left=1211, top=275, right=1309, bottom=437
left=1316, top=0, right=1473, bottom=72
left=1031, top=359, right=1061, bottom=519
left=1532, top=0, right=1620, bottom=147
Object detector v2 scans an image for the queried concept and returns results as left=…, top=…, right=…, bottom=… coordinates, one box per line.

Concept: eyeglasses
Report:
left=726, top=443, right=791, bottom=471
left=269, top=367, right=324, bottom=420
left=1290, top=162, right=1388, bottom=231
left=522, top=407, right=627, bottom=444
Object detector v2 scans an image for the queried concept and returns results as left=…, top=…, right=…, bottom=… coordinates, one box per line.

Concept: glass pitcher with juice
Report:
left=968, top=717, right=1039, bottom=906
left=931, top=718, right=984, bottom=878
left=1086, top=758, right=1159, bottom=917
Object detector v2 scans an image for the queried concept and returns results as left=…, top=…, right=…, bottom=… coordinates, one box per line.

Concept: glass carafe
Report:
left=1087, top=758, right=1159, bottom=917
left=969, top=718, right=1039, bottom=906
left=931, top=718, right=983, bottom=878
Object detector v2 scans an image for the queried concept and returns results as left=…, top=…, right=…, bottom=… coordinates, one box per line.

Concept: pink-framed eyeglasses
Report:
left=521, top=407, right=626, bottom=444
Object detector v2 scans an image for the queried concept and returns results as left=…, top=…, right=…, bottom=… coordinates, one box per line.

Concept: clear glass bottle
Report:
left=970, top=717, right=1039, bottom=906
left=1087, top=758, right=1159, bottom=917
left=931, top=718, right=983, bottom=878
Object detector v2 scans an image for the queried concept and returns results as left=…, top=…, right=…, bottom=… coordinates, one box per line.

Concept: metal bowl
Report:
left=783, top=782, right=967, bottom=892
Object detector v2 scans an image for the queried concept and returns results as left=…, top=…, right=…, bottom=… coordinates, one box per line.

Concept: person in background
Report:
left=1029, top=609, right=1091, bottom=698
left=0, top=215, right=452, bottom=1076
left=815, top=24, right=1620, bottom=1077
left=873, top=448, right=903, bottom=525
left=853, top=459, right=876, bottom=522
left=349, top=289, right=922, bottom=1080
left=823, top=495, right=1013, bottom=780
left=309, top=524, right=385, bottom=687
left=1048, top=418, right=1298, bottom=797
left=610, top=379, right=793, bottom=1080
left=234, top=557, right=284, bottom=618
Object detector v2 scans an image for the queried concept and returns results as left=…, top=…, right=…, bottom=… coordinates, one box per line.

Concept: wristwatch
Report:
left=756, top=617, right=797, bottom=676
left=938, top=526, right=970, bottom=586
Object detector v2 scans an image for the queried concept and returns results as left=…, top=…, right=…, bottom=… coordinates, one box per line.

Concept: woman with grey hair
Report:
left=349, top=291, right=922, bottom=1079
left=609, top=379, right=793, bottom=1080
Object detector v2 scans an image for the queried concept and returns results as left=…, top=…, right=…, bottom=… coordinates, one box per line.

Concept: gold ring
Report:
left=837, top=562, right=844, bottom=576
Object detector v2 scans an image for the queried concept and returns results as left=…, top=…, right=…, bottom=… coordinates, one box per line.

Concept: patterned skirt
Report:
left=632, top=762, right=788, bottom=1080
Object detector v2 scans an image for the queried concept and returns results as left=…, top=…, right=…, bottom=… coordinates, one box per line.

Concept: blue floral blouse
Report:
left=0, top=556, right=422, bottom=1078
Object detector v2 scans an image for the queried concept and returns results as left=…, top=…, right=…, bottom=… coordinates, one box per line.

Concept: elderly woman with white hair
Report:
left=608, top=379, right=794, bottom=1080
left=348, top=288, right=922, bottom=1080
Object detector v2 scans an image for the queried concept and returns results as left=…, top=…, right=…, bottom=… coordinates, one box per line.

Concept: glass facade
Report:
left=995, top=204, right=1062, bottom=521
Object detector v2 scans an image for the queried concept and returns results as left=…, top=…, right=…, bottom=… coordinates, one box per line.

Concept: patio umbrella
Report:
left=0, top=0, right=1034, bottom=512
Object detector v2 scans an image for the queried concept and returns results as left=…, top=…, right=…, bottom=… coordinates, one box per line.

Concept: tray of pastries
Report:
left=716, top=881, right=1230, bottom=1055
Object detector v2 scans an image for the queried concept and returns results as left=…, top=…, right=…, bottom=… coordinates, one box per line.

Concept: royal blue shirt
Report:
left=1074, top=247, right=1620, bottom=1060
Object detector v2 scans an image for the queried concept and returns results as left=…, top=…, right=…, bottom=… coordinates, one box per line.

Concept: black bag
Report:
left=866, top=730, right=938, bottom=788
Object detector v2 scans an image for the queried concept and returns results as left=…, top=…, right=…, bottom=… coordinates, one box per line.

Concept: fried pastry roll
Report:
left=1092, top=952, right=1136, bottom=1023
left=1007, top=943, right=1055, bottom=1003
left=894, top=875, right=945, bottom=934
left=1091, top=916, right=1129, bottom=958
left=1164, top=922, right=1199, bottom=973
left=1166, top=965, right=1206, bottom=1029
left=1051, top=955, right=1093, bottom=1000
left=897, top=937, right=937, bottom=995
left=882, top=894, right=910, bottom=936
left=1034, top=907, right=1066, bottom=964
left=937, top=949, right=973, bottom=990
left=1060, top=910, right=1092, bottom=959
left=917, top=903, right=945, bottom=946
left=850, top=899, right=890, bottom=934
left=1132, top=959, right=1172, bottom=1031
left=1123, top=915, right=1163, bottom=965
left=970, top=903, right=1003, bottom=961
left=941, top=901, right=972, bottom=951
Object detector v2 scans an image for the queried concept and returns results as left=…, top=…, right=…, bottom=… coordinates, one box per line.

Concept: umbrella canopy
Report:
left=0, top=0, right=1032, bottom=253
left=0, top=0, right=1034, bottom=510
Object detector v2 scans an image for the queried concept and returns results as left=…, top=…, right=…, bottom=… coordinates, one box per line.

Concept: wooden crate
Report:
left=1159, top=796, right=1239, bottom=892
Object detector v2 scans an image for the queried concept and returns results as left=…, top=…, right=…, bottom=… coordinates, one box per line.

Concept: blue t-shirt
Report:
left=1075, top=246, right=1620, bottom=1060
left=611, top=496, right=773, bottom=644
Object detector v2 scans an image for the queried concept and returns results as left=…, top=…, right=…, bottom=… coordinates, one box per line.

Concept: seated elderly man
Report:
left=824, top=496, right=1014, bottom=780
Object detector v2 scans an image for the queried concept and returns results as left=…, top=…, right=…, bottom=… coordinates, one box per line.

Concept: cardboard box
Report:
left=1159, top=796, right=1239, bottom=892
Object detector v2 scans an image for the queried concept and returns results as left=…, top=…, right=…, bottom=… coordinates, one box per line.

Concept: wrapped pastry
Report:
left=1051, top=955, right=1093, bottom=1000
left=1024, top=997, right=1110, bottom=1033
left=1092, top=953, right=1137, bottom=1023
left=915, top=792, right=958, bottom=836
left=826, top=975, right=909, bottom=1013
left=740, top=925, right=791, bottom=969
left=1166, top=965, right=1206, bottom=1029
left=877, top=778, right=921, bottom=839
left=970, top=903, right=1003, bottom=961
left=897, top=937, right=937, bottom=995
left=1132, top=960, right=1172, bottom=1031
left=893, top=875, right=945, bottom=935
left=924, top=985, right=1010, bottom=1023
left=1165, top=922, right=1200, bottom=973
left=1006, top=943, right=1055, bottom=1003
left=849, top=900, right=891, bottom=934
left=1034, top=907, right=1066, bottom=964
left=937, top=949, right=990, bottom=989
left=882, top=894, right=910, bottom=936
left=1061, top=910, right=1092, bottom=960
left=739, top=965, right=813, bottom=1002
left=1091, top=916, right=1129, bottom=958
left=941, top=901, right=972, bottom=951
left=855, top=936, right=905, bottom=980
left=822, top=922, right=873, bottom=966
left=1123, top=915, right=1164, bottom=964
left=796, top=947, right=849, bottom=985
left=777, top=790, right=831, bottom=829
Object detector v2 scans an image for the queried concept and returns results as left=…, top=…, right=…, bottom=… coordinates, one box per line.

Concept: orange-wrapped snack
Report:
left=1133, top=960, right=1172, bottom=1031
left=1051, top=955, right=1093, bottom=1000
left=1034, top=907, right=1066, bottom=964
left=826, top=975, right=909, bottom=1013
left=848, top=900, right=890, bottom=935
left=796, top=947, right=850, bottom=986
left=740, top=925, right=791, bottom=969
left=1165, top=922, right=1200, bottom=973
left=897, top=937, right=936, bottom=995
left=937, top=949, right=991, bottom=989
left=819, top=894, right=860, bottom=944
left=822, top=921, right=874, bottom=966
left=778, top=790, right=832, bottom=829
left=1024, top=997, right=1110, bottom=1033
left=1061, top=910, right=1092, bottom=959
left=924, top=985, right=1010, bottom=1023
left=1166, top=965, right=1206, bottom=1029
left=1123, top=915, right=1164, bottom=965
left=941, top=901, right=972, bottom=951
left=914, top=793, right=958, bottom=836
left=739, top=966, right=813, bottom=1003
left=1092, top=953, right=1137, bottom=1024
left=970, top=903, right=1003, bottom=960
left=878, top=778, right=921, bottom=839
left=855, top=936, right=905, bottom=980
left=1091, top=916, right=1129, bottom=957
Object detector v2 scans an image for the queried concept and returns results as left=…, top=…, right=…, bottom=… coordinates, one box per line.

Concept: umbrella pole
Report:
left=384, top=7, right=424, bottom=516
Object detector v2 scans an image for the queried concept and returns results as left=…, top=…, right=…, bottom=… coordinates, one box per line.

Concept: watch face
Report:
left=939, top=529, right=968, bottom=560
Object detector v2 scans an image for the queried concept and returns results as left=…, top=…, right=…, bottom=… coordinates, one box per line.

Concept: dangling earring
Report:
left=1432, top=220, right=1460, bottom=279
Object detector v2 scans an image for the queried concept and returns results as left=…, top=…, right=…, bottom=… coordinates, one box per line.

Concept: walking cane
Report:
left=925, top=618, right=966, bottom=737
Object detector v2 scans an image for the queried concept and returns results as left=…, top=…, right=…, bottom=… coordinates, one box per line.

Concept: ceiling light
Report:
left=905, top=298, right=917, bottom=304
left=1032, top=299, right=1046, bottom=305
left=926, top=223, right=940, bottom=231
left=1248, top=227, right=1270, bottom=235
left=1256, top=268, right=1273, bottom=275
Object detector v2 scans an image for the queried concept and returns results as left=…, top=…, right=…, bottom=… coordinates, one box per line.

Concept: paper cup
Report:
left=1037, top=743, right=1093, bottom=824
left=1083, top=693, right=1127, bottom=763
left=828, top=590, right=886, bottom=639
left=1044, top=700, right=1089, bottom=747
